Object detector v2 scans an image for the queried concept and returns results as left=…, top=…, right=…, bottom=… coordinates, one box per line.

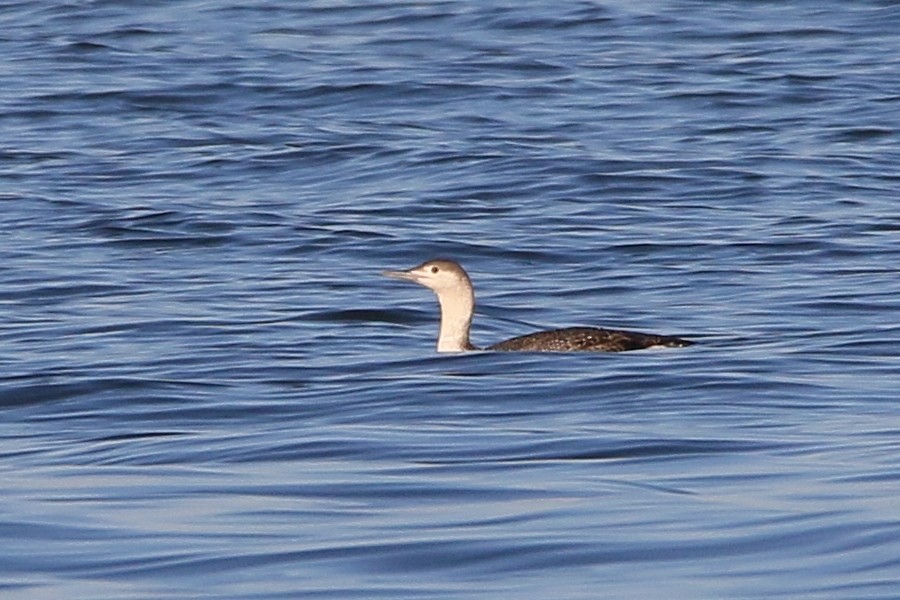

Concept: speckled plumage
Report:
left=383, top=259, right=693, bottom=353
left=488, top=326, right=693, bottom=352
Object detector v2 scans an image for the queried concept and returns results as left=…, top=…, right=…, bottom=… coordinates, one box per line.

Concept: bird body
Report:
left=488, top=326, right=691, bottom=352
left=382, top=259, right=692, bottom=353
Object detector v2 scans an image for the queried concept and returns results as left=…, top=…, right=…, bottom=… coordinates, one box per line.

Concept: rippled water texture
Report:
left=2, top=1, right=899, bottom=598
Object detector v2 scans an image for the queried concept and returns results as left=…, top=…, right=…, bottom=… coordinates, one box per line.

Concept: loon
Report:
left=382, top=259, right=694, bottom=353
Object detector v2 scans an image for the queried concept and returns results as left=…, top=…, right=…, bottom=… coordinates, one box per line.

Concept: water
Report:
left=2, top=1, right=899, bottom=598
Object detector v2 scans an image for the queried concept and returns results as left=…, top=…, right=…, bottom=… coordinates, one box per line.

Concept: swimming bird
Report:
left=382, top=259, right=693, bottom=353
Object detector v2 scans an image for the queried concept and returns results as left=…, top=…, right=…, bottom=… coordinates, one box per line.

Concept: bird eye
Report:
left=430, top=266, right=439, bottom=274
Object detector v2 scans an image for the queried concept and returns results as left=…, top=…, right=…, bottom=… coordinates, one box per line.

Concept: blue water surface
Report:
left=1, top=1, right=899, bottom=598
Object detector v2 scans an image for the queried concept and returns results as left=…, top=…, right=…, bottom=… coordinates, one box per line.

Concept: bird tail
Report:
left=655, top=335, right=694, bottom=348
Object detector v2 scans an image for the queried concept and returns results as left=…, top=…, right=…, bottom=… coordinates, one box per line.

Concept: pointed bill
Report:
left=382, top=269, right=418, bottom=282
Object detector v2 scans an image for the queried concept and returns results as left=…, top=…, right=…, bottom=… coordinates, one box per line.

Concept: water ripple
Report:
left=2, top=0, right=899, bottom=598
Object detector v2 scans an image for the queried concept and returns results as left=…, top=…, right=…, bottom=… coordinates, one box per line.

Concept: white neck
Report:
left=435, top=286, right=475, bottom=352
